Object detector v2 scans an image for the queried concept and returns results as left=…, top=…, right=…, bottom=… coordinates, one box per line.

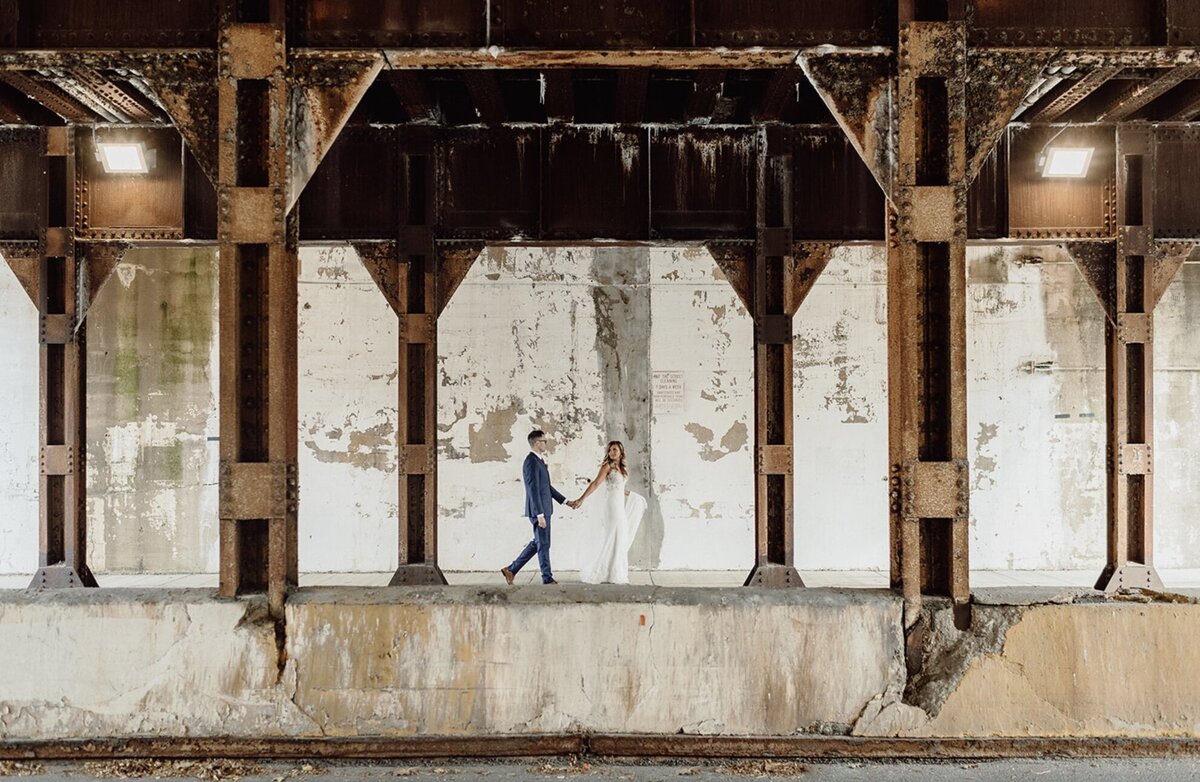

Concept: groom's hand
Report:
left=537, top=514, right=546, bottom=528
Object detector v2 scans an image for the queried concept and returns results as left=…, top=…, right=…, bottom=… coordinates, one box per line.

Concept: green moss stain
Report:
left=158, top=251, right=216, bottom=386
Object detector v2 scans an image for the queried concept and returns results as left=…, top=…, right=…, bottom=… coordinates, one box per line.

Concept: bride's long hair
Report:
left=602, top=440, right=628, bottom=476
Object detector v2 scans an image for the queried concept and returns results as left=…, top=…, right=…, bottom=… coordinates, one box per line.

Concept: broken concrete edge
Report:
left=853, top=585, right=1200, bottom=736
left=4, top=734, right=1200, bottom=761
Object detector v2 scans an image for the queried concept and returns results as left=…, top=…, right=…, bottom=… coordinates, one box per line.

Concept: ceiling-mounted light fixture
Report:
left=1035, top=122, right=1093, bottom=179
left=1039, top=146, right=1094, bottom=178
left=95, top=141, right=155, bottom=174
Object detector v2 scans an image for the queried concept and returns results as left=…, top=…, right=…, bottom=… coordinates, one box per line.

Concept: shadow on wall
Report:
left=436, top=245, right=756, bottom=573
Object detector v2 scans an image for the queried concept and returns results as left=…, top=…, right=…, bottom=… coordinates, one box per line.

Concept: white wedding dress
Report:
left=580, top=469, right=647, bottom=585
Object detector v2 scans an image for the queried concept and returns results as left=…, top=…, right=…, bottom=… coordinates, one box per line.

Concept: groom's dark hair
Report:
left=527, top=429, right=546, bottom=447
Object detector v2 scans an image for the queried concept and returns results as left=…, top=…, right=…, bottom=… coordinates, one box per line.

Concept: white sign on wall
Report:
left=652, top=371, right=685, bottom=414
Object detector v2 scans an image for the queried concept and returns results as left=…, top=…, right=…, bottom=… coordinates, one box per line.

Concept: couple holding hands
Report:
left=500, top=429, right=647, bottom=585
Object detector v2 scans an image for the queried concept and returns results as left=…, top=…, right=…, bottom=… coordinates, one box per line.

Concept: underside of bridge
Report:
left=2, top=0, right=1200, bottom=755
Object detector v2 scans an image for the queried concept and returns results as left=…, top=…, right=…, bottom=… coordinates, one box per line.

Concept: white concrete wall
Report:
left=436, top=245, right=755, bottom=572
left=1, top=243, right=1199, bottom=575
left=297, top=246, right=399, bottom=572
left=0, top=255, right=39, bottom=575
left=85, top=248, right=222, bottom=573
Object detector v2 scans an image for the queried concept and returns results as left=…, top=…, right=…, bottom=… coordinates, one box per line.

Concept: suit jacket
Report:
left=523, top=451, right=566, bottom=520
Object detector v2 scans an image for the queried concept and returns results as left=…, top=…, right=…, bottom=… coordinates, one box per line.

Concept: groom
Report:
left=501, top=429, right=572, bottom=585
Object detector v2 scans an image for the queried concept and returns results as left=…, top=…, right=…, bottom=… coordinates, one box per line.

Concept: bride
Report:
left=570, top=441, right=647, bottom=585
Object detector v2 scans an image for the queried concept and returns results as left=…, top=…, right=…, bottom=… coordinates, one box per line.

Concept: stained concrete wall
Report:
left=437, top=245, right=754, bottom=572
left=85, top=248, right=221, bottom=573
left=0, top=255, right=38, bottom=575
left=1, top=243, right=1199, bottom=574
left=2, top=588, right=1199, bottom=740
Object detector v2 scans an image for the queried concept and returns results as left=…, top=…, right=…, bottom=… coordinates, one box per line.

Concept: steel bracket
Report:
left=219, top=187, right=285, bottom=244
left=1118, top=443, right=1152, bottom=476
left=1117, top=312, right=1151, bottom=344
left=756, top=444, right=793, bottom=476
left=901, top=459, right=969, bottom=520
left=219, top=461, right=297, bottom=519
left=401, top=445, right=435, bottom=475
left=39, top=314, right=74, bottom=344
left=756, top=314, right=792, bottom=345
left=399, top=313, right=434, bottom=344
left=40, top=445, right=75, bottom=476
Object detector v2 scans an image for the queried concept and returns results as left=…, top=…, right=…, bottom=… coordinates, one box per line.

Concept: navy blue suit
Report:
left=508, top=451, right=566, bottom=583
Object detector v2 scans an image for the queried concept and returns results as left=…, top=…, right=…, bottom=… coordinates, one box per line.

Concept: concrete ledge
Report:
left=2, top=586, right=1199, bottom=742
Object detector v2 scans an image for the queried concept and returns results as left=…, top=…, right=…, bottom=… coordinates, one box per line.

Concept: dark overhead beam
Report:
left=542, top=71, right=573, bottom=123
left=1161, top=81, right=1200, bottom=120
left=755, top=68, right=799, bottom=122
left=387, top=70, right=439, bottom=123
left=0, top=79, right=61, bottom=124
left=1029, top=67, right=1122, bottom=122
left=381, top=48, right=806, bottom=70
left=1096, top=64, right=1200, bottom=121
left=686, top=70, right=724, bottom=124
left=615, top=70, right=649, bottom=125
left=461, top=71, right=506, bottom=125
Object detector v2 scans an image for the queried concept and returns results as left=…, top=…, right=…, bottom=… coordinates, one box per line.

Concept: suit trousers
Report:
left=509, top=516, right=553, bottom=583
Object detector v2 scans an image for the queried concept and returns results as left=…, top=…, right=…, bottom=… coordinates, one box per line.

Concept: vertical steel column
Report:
left=1095, top=127, right=1162, bottom=593
left=29, top=126, right=97, bottom=589
left=390, top=138, right=445, bottom=585
left=745, top=126, right=803, bottom=588
left=888, top=10, right=971, bottom=626
left=216, top=8, right=298, bottom=618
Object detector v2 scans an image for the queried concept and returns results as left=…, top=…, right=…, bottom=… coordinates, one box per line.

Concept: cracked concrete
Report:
left=5, top=587, right=1200, bottom=741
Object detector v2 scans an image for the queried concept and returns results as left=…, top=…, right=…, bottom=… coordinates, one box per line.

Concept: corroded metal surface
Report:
left=798, top=49, right=894, bottom=197
left=215, top=14, right=299, bottom=619
left=964, top=49, right=1052, bottom=180
left=29, top=127, right=97, bottom=591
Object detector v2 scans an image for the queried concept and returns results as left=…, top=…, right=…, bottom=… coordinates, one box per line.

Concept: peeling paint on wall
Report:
left=438, top=244, right=755, bottom=572
left=0, top=255, right=38, bottom=575
left=86, top=248, right=220, bottom=573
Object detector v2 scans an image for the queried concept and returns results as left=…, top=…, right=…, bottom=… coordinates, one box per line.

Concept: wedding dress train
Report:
left=580, top=469, right=647, bottom=584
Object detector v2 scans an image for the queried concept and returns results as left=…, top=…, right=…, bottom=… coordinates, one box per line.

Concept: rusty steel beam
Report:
left=744, top=126, right=802, bottom=588
left=964, top=49, right=1053, bottom=180
left=392, top=147, right=448, bottom=586
left=216, top=13, right=299, bottom=620
left=1088, top=127, right=1171, bottom=593
left=1096, top=64, right=1200, bottom=122
left=888, top=19, right=972, bottom=629
left=68, top=68, right=157, bottom=122
left=1159, top=81, right=1200, bottom=120
left=28, top=127, right=97, bottom=590
left=288, top=52, right=382, bottom=210
left=1030, top=67, right=1123, bottom=122
left=0, top=70, right=95, bottom=122
left=798, top=49, right=894, bottom=197
left=379, top=48, right=811, bottom=71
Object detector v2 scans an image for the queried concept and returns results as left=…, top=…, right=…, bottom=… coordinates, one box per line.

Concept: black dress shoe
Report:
left=501, top=567, right=515, bottom=585
left=545, top=579, right=558, bottom=584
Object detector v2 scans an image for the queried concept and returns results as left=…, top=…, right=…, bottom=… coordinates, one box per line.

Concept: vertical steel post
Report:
left=30, top=126, right=97, bottom=589
left=216, top=7, right=298, bottom=618
left=1095, top=126, right=1162, bottom=593
left=888, top=9, right=971, bottom=626
left=745, top=126, right=802, bottom=588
